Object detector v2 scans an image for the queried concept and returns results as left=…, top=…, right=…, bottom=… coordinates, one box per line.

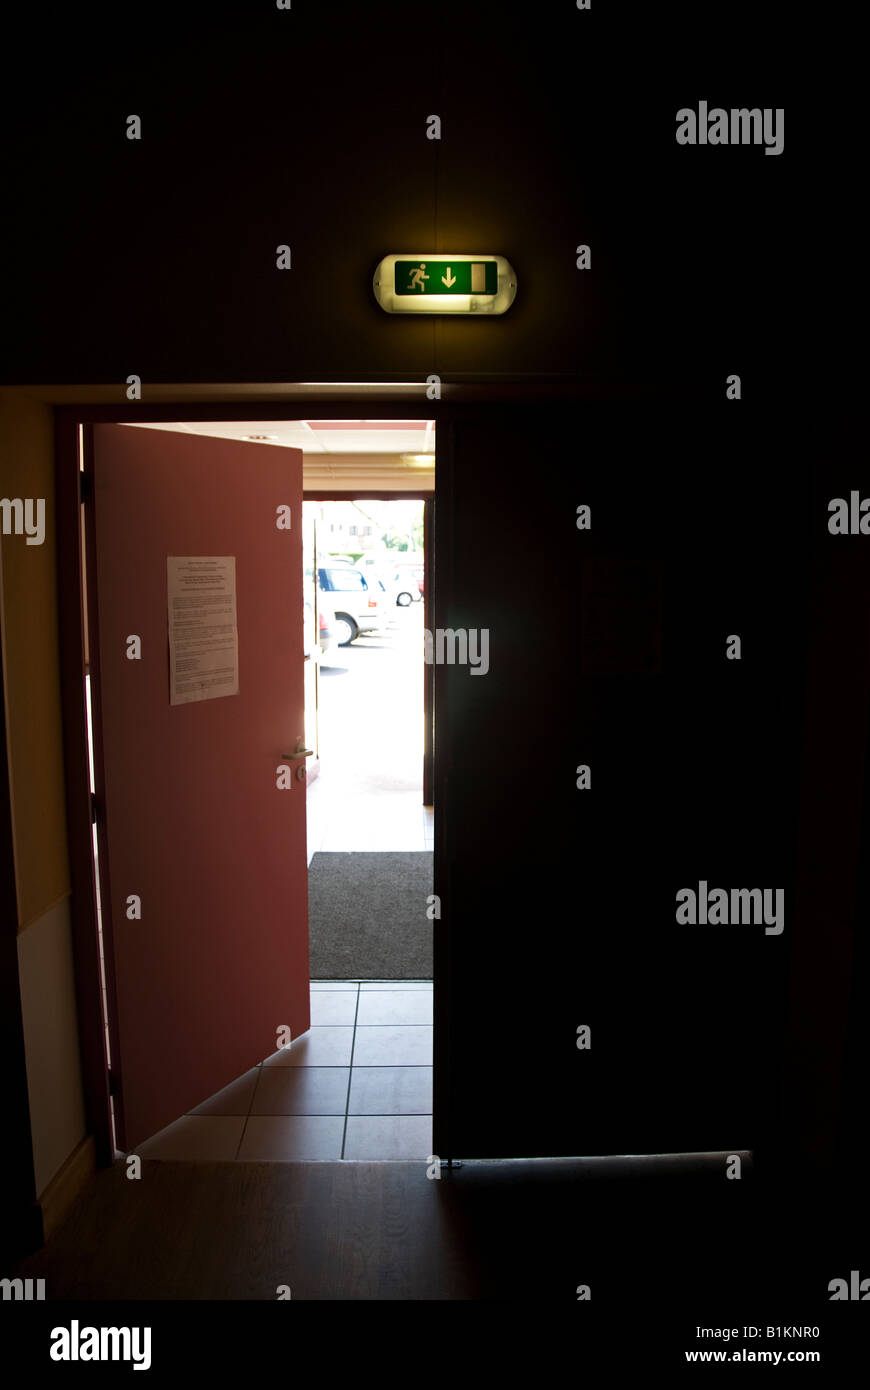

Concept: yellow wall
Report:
left=1, top=388, right=83, bottom=1200
left=0, top=389, right=70, bottom=925
left=17, top=897, right=87, bottom=1195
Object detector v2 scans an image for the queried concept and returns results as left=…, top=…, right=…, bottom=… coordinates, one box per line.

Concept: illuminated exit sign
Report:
left=373, top=253, right=517, bottom=314
left=395, top=259, right=498, bottom=296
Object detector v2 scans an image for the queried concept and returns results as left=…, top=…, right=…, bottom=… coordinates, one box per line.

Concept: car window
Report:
left=324, top=568, right=366, bottom=592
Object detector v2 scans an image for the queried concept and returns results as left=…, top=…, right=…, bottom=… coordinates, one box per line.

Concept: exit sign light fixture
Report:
left=373, top=253, right=517, bottom=314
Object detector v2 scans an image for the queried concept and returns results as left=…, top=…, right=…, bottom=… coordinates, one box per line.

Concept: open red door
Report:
left=86, top=424, right=310, bottom=1151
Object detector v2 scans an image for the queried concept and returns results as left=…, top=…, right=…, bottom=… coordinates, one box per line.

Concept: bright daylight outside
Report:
left=302, top=498, right=433, bottom=986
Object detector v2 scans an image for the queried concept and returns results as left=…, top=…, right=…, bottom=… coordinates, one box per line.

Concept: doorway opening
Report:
left=303, top=491, right=434, bottom=1160
left=74, top=410, right=437, bottom=1164
left=305, top=498, right=432, bottom=921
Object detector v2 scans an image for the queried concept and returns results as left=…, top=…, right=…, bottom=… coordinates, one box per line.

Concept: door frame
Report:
left=55, top=400, right=448, bottom=1166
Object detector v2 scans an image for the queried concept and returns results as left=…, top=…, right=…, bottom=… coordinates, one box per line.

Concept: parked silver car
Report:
left=386, top=562, right=424, bottom=605
left=317, top=565, right=388, bottom=645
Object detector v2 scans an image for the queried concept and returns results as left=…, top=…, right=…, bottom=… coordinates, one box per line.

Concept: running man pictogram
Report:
left=408, top=262, right=429, bottom=291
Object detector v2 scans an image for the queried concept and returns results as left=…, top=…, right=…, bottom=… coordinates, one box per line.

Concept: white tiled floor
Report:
left=133, top=983, right=433, bottom=1162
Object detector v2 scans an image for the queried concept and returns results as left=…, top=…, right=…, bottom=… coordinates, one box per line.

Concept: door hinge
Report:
left=79, top=470, right=93, bottom=502
left=107, top=1068, right=119, bottom=1097
left=90, top=792, right=98, bottom=824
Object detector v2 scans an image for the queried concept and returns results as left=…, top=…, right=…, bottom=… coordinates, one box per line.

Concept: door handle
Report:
left=281, top=739, right=314, bottom=759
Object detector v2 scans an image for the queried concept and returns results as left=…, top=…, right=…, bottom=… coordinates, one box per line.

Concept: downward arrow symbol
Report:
left=441, top=267, right=456, bottom=288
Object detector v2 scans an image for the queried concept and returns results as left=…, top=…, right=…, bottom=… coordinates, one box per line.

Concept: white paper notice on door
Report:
left=168, top=557, right=239, bottom=705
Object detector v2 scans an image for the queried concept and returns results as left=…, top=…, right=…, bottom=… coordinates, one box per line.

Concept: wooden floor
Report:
left=11, top=1153, right=857, bottom=1303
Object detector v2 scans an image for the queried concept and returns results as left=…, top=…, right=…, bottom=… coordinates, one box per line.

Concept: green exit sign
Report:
left=373, top=253, right=517, bottom=314
left=394, top=259, right=498, bottom=296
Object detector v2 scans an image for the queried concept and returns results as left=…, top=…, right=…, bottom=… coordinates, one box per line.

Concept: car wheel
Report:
left=335, top=614, right=358, bottom=646
left=396, top=591, right=412, bottom=607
